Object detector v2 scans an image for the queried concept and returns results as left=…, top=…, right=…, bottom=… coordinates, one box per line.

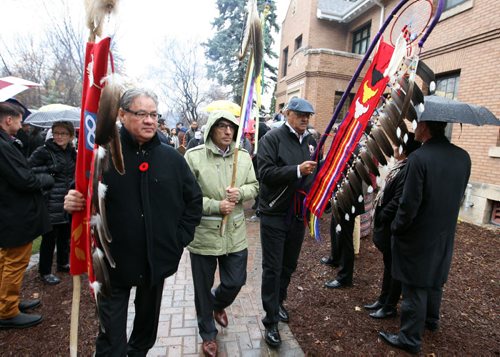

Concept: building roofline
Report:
left=317, top=0, right=378, bottom=23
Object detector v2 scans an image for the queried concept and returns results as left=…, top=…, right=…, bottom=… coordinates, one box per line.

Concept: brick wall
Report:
left=276, top=0, right=500, bottom=191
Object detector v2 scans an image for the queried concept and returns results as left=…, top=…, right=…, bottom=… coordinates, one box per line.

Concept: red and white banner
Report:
left=70, top=38, right=111, bottom=279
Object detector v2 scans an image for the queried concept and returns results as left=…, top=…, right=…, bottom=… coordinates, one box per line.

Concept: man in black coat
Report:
left=379, top=121, right=471, bottom=354
left=64, top=89, right=203, bottom=356
left=0, top=101, right=52, bottom=329
left=257, top=98, right=318, bottom=348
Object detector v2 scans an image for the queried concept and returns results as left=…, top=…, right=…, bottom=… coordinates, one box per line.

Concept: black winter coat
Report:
left=29, top=140, right=76, bottom=224
left=0, top=130, right=51, bottom=248
left=257, top=124, right=317, bottom=216
left=103, top=127, right=203, bottom=287
left=372, top=161, right=407, bottom=251
left=391, top=136, right=471, bottom=288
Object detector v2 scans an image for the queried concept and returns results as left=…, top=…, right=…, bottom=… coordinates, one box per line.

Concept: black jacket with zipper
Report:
left=28, top=139, right=76, bottom=224
left=257, top=124, right=317, bottom=216
left=102, top=126, right=203, bottom=287
left=0, top=129, right=51, bottom=248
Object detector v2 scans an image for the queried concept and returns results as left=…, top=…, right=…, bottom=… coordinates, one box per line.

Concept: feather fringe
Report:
left=96, top=74, right=123, bottom=146
left=85, top=0, right=119, bottom=40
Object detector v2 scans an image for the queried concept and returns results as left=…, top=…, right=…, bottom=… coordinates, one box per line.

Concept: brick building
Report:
left=275, top=0, right=500, bottom=225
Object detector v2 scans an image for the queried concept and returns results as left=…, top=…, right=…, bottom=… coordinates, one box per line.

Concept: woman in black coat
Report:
left=29, top=121, right=76, bottom=285
left=364, top=133, right=420, bottom=318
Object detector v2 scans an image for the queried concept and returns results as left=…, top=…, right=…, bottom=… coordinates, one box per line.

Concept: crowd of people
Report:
left=0, top=91, right=471, bottom=356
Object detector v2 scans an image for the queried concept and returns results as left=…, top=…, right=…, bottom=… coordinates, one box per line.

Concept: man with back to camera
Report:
left=0, top=101, right=53, bottom=329
left=257, top=97, right=318, bottom=348
left=379, top=120, right=471, bottom=354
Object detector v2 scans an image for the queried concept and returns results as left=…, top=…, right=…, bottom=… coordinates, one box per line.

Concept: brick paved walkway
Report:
left=127, top=213, right=304, bottom=357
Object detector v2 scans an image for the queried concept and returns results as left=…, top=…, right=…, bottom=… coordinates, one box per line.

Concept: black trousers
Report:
left=331, top=216, right=355, bottom=284
left=374, top=239, right=401, bottom=308
left=260, top=214, right=305, bottom=327
left=38, top=223, right=70, bottom=275
left=95, top=282, right=164, bottom=357
left=398, top=283, right=443, bottom=350
left=190, top=250, right=248, bottom=341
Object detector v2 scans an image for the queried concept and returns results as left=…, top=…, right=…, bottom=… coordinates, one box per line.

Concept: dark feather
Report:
left=379, top=113, right=401, bottom=146
left=92, top=247, right=112, bottom=298
left=108, top=129, right=125, bottom=175
left=416, top=60, right=435, bottom=88
left=95, top=76, right=121, bottom=146
left=366, top=137, right=387, bottom=166
left=360, top=150, right=380, bottom=176
left=354, top=158, right=372, bottom=186
left=371, top=126, right=393, bottom=158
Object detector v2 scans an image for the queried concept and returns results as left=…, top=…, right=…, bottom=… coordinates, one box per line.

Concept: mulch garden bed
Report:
left=0, top=219, right=498, bottom=356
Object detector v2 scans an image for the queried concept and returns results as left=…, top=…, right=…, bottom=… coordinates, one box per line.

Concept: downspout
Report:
left=373, top=0, right=385, bottom=29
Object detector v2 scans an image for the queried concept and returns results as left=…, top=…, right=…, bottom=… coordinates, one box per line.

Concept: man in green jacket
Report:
left=184, top=110, right=258, bottom=357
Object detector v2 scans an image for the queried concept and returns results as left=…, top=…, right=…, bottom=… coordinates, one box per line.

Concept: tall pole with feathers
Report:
left=220, top=0, right=263, bottom=235
left=70, top=1, right=122, bottom=355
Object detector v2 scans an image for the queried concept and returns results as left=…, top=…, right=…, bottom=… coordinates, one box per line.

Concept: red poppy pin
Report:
left=139, top=162, right=149, bottom=172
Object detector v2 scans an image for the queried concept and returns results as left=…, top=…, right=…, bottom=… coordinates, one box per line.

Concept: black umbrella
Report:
left=417, top=95, right=500, bottom=126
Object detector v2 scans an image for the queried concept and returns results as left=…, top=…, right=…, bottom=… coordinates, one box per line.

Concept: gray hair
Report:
left=119, top=88, right=159, bottom=110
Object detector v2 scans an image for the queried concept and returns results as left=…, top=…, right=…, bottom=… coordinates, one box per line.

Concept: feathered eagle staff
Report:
left=70, top=1, right=123, bottom=355
left=220, top=0, right=263, bottom=235
left=305, top=0, right=445, bottom=238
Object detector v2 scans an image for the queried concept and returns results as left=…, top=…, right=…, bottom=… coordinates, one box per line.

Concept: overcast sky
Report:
left=1, top=0, right=289, bottom=78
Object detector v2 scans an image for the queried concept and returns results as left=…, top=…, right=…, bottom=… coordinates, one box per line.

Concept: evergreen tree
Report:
left=204, top=0, right=279, bottom=106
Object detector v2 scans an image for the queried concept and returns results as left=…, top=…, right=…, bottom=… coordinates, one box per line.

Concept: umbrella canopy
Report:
left=204, top=100, right=241, bottom=117
left=24, top=104, right=81, bottom=129
left=418, top=95, right=500, bottom=126
left=0, top=76, right=41, bottom=102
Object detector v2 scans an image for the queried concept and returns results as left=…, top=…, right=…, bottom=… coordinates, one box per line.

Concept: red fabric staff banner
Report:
left=306, top=41, right=394, bottom=218
left=70, top=38, right=111, bottom=276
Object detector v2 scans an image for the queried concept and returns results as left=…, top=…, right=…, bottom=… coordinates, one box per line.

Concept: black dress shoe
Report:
left=19, top=299, right=41, bottom=312
left=56, top=264, right=70, bottom=273
left=364, top=300, right=383, bottom=310
left=320, top=256, right=338, bottom=267
left=278, top=304, right=289, bottom=323
left=264, top=325, right=281, bottom=348
left=40, top=274, right=60, bottom=285
left=0, top=312, right=43, bottom=329
left=369, top=307, right=397, bottom=319
left=425, top=321, right=439, bottom=332
left=379, top=331, right=420, bottom=354
left=324, top=279, right=351, bottom=289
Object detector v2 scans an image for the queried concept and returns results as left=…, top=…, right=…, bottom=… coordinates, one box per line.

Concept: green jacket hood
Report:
left=204, top=110, right=239, bottom=143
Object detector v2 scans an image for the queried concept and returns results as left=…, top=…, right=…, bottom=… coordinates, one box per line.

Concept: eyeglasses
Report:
left=123, top=108, right=162, bottom=120
left=52, top=131, right=70, bottom=137
left=215, top=122, right=235, bottom=131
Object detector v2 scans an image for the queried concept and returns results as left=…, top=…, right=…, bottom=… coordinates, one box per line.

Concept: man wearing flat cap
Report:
left=257, top=97, right=318, bottom=347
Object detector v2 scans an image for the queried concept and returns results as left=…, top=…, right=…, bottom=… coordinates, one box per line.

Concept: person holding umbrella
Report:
left=29, top=121, right=76, bottom=285
left=379, top=120, right=471, bottom=353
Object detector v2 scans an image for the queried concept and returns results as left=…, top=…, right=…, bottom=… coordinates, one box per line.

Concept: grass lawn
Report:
left=32, top=236, right=41, bottom=254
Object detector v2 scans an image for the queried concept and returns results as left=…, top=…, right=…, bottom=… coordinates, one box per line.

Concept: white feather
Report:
left=336, top=224, right=342, bottom=233
left=429, top=81, right=436, bottom=93
left=367, top=185, right=374, bottom=193
left=344, top=213, right=350, bottom=221
left=358, top=195, right=363, bottom=203
left=97, top=146, right=107, bottom=159
left=98, top=182, right=108, bottom=200
left=90, top=214, right=101, bottom=227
